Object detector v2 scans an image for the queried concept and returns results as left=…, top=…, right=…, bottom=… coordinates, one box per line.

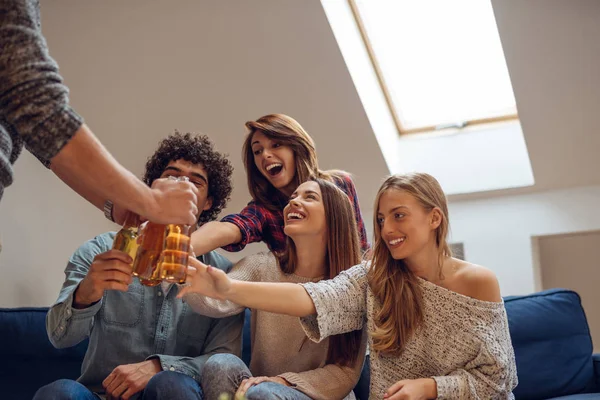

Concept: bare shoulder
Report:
left=451, top=260, right=502, bottom=302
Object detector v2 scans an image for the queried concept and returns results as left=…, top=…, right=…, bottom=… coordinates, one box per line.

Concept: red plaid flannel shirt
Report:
left=221, top=174, right=369, bottom=253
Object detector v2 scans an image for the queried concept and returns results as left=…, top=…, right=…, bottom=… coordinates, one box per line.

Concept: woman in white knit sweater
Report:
left=180, top=173, right=518, bottom=400
left=183, top=178, right=367, bottom=400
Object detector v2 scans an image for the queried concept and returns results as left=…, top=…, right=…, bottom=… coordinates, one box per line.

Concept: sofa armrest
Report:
left=593, top=354, right=600, bottom=390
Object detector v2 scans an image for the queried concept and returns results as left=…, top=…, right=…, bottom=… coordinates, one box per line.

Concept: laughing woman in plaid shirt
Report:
left=189, top=114, right=369, bottom=256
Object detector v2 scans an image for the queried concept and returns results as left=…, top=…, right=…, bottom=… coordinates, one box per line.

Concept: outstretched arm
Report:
left=188, top=221, right=242, bottom=258
left=178, top=259, right=316, bottom=317
left=51, top=125, right=200, bottom=225
left=0, top=2, right=198, bottom=225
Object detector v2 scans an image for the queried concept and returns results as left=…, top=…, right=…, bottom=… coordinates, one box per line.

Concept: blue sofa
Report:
left=504, top=289, right=600, bottom=399
left=1, top=289, right=599, bottom=400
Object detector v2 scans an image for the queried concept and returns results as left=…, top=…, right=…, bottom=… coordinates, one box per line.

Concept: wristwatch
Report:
left=103, top=199, right=115, bottom=222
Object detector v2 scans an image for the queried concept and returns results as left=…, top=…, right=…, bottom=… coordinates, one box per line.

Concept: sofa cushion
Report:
left=0, top=307, right=88, bottom=359
left=505, top=289, right=595, bottom=400
left=0, top=308, right=88, bottom=400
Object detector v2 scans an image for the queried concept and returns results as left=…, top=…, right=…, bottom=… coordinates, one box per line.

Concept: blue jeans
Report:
left=33, top=372, right=202, bottom=400
left=142, top=371, right=203, bottom=400
left=32, top=379, right=100, bottom=400
left=201, top=353, right=312, bottom=400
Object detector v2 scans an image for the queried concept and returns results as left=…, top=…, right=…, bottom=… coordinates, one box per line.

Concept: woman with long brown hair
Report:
left=183, top=178, right=366, bottom=400
left=180, top=173, right=518, bottom=399
left=188, top=113, right=368, bottom=256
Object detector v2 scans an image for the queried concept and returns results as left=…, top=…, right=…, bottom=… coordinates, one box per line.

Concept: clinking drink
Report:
left=159, top=224, right=191, bottom=284
left=112, top=212, right=141, bottom=266
left=132, top=176, right=194, bottom=286
left=132, top=222, right=166, bottom=286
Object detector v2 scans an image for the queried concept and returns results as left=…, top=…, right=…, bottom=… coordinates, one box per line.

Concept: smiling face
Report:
left=251, top=130, right=297, bottom=196
left=283, top=181, right=326, bottom=240
left=376, top=188, right=441, bottom=261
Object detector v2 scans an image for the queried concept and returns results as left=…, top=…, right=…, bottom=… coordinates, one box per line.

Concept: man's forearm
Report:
left=50, top=124, right=154, bottom=218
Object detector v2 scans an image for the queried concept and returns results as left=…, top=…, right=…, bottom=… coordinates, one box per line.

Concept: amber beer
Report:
left=159, top=224, right=191, bottom=284
left=112, top=212, right=141, bottom=264
left=132, top=222, right=166, bottom=286
left=133, top=175, right=193, bottom=285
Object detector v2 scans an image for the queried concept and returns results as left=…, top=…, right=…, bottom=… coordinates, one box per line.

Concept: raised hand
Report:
left=73, top=250, right=133, bottom=308
left=177, top=257, right=232, bottom=300
left=145, top=177, right=199, bottom=225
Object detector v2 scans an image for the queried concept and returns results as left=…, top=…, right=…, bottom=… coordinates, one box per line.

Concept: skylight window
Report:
left=349, top=0, right=518, bottom=134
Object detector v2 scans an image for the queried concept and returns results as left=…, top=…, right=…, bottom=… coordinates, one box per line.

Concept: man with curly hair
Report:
left=34, top=133, right=241, bottom=400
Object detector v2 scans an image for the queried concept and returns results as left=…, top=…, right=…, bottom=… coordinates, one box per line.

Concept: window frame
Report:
left=347, top=0, right=519, bottom=135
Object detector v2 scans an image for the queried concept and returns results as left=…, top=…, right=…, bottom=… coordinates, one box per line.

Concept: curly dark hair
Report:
left=142, top=131, right=233, bottom=225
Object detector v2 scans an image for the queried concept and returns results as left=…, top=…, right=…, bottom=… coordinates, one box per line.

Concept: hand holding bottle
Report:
left=73, top=250, right=133, bottom=308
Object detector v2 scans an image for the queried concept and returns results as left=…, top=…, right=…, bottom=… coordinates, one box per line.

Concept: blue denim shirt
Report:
left=46, top=232, right=243, bottom=395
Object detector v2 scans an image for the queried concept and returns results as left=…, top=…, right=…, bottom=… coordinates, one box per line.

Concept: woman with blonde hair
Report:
left=189, top=113, right=368, bottom=256
left=184, top=178, right=366, bottom=400
left=180, top=173, right=518, bottom=399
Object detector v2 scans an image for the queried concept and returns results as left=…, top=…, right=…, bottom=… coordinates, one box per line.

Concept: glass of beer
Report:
left=159, top=224, right=191, bottom=284
left=132, top=222, right=166, bottom=286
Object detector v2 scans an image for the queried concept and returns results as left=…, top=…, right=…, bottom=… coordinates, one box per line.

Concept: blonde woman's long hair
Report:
left=368, top=173, right=451, bottom=356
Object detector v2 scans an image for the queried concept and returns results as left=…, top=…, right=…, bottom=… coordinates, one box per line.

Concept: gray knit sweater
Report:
left=0, top=0, right=83, bottom=200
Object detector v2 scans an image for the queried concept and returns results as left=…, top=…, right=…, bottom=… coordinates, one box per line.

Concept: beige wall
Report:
left=537, top=231, right=600, bottom=352
left=3, top=0, right=600, bottom=308
left=448, top=185, right=600, bottom=296
left=0, top=0, right=387, bottom=307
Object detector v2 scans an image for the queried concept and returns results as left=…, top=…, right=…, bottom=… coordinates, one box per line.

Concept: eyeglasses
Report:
left=166, top=174, right=206, bottom=190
